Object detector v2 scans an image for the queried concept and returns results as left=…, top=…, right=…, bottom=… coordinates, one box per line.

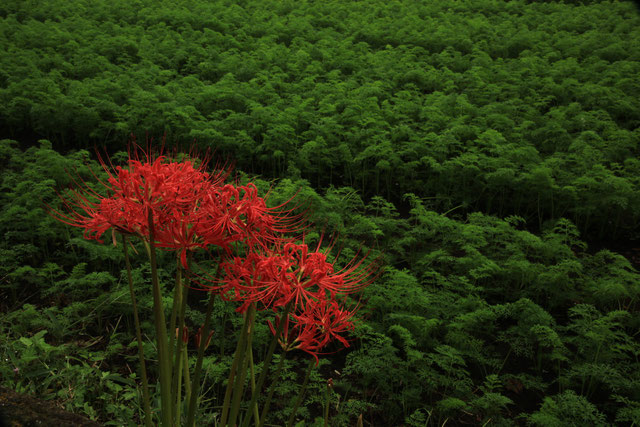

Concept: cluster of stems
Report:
left=123, top=234, right=325, bottom=426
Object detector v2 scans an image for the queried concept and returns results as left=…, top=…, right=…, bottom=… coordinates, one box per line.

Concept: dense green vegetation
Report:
left=1, top=0, right=639, bottom=425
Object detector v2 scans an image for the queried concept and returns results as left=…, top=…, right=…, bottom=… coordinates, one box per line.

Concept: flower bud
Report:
left=195, top=324, right=214, bottom=349
left=175, top=326, right=188, bottom=344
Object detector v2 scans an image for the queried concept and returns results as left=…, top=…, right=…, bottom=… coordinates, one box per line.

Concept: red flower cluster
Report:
left=53, top=148, right=300, bottom=267
left=273, top=297, right=358, bottom=359
left=53, top=146, right=379, bottom=362
left=219, top=240, right=379, bottom=361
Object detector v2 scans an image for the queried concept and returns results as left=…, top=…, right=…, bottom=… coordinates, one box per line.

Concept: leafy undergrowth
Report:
left=1, top=142, right=639, bottom=425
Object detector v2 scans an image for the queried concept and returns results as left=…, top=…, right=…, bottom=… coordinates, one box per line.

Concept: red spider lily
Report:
left=219, top=238, right=380, bottom=312
left=216, top=237, right=380, bottom=360
left=51, top=142, right=309, bottom=271
left=193, top=183, right=307, bottom=253
left=217, top=247, right=289, bottom=312
left=51, top=145, right=225, bottom=245
left=194, top=184, right=250, bottom=248
left=151, top=180, right=306, bottom=268
left=268, top=298, right=358, bottom=363
left=52, top=146, right=304, bottom=264
left=100, top=156, right=221, bottom=234
left=294, top=298, right=356, bottom=350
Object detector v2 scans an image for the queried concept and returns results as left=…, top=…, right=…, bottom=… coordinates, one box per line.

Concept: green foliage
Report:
left=0, top=326, right=142, bottom=425
left=1, top=0, right=640, bottom=425
left=1, top=0, right=640, bottom=238
left=529, top=390, right=607, bottom=427
left=2, top=141, right=640, bottom=426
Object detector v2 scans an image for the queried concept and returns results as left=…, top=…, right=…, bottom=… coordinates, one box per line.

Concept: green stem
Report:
left=240, top=302, right=293, bottom=427
left=221, top=305, right=253, bottom=426
left=183, top=345, right=192, bottom=412
left=186, top=280, right=218, bottom=427
left=175, top=343, right=192, bottom=425
left=286, top=358, right=315, bottom=427
left=258, top=352, right=288, bottom=427
left=248, top=341, right=260, bottom=427
left=147, top=211, right=173, bottom=426
left=122, top=235, right=153, bottom=427
left=220, top=311, right=226, bottom=359
left=219, top=330, right=241, bottom=425
left=170, top=265, right=182, bottom=408
left=168, top=265, right=182, bottom=367
left=175, top=342, right=184, bottom=424
left=228, top=304, right=257, bottom=427
left=172, top=255, right=191, bottom=420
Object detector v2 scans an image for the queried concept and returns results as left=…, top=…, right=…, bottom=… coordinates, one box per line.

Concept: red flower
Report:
left=268, top=298, right=358, bottom=364
left=294, top=298, right=356, bottom=350
left=50, top=142, right=377, bottom=363
left=194, top=183, right=306, bottom=254
left=51, top=146, right=305, bottom=268
left=52, top=146, right=222, bottom=246
left=218, top=237, right=381, bottom=361
left=220, top=238, right=379, bottom=311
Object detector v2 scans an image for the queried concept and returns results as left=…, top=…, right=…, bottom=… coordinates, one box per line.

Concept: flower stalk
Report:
left=240, top=302, right=293, bottom=427
left=248, top=339, right=260, bottom=427
left=168, top=264, right=183, bottom=367
left=324, top=380, right=331, bottom=427
left=147, top=209, right=173, bottom=426
left=122, top=234, right=153, bottom=427
left=228, top=303, right=257, bottom=427
left=171, top=254, right=191, bottom=424
left=186, top=277, right=218, bottom=427
left=220, top=303, right=255, bottom=426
